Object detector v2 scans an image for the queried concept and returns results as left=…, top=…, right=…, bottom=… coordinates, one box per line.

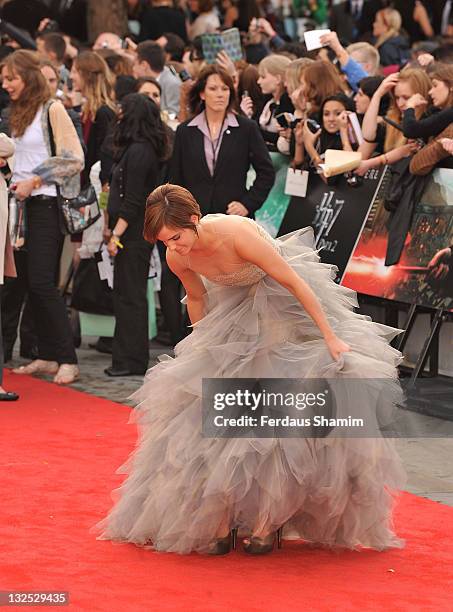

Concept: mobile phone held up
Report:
left=306, top=118, right=321, bottom=133
left=276, top=113, right=302, bottom=129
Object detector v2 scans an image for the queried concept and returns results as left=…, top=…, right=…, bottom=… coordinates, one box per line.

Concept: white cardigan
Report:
left=0, top=133, right=16, bottom=284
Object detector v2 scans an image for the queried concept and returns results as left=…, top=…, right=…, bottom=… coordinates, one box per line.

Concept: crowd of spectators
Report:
left=0, top=0, right=453, bottom=395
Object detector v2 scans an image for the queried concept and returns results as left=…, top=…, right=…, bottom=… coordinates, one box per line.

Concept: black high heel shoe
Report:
left=207, top=529, right=237, bottom=555
left=243, top=527, right=283, bottom=555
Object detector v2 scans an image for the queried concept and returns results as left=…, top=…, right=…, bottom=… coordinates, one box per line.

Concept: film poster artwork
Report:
left=278, top=167, right=386, bottom=279
left=342, top=168, right=453, bottom=312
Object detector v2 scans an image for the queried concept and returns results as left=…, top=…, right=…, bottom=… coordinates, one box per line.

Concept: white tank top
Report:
left=11, top=106, right=57, bottom=197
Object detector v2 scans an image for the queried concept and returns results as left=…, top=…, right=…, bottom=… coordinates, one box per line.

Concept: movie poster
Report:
left=277, top=168, right=386, bottom=278
left=342, top=168, right=453, bottom=312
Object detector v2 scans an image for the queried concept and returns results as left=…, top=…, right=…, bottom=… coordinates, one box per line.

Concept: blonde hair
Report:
left=258, top=54, right=292, bottom=79
left=74, top=51, right=116, bottom=121
left=384, top=68, right=431, bottom=151
left=347, top=42, right=380, bottom=75
left=144, top=184, right=201, bottom=243
left=285, top=58, right=313, bottom=96
left=375, top=8, right=402, bottom=48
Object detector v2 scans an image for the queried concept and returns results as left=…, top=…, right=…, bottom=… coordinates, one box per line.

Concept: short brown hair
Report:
left=198, top=0, right=214, bottom=12
left=144, top=184, right=201, bottom=243
left=189, top=64, right=236, bottom=116
left=429, top=63, right=453, bottom=109
left=39, top=32, right=66, bottom=63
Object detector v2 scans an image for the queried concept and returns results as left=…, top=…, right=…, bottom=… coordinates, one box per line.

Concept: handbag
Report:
left=284, top=167, right=309, bottom=198
left=8, top=192, right=27, bottom=250
left=47, top=106, right=101, bottom=234
left=71, top=253, right=113, bottom=316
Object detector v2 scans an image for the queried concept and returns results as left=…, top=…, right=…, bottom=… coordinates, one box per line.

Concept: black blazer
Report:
left=108, top=140, right=161, bottom=241
left=169, top=114, right=275, bottom=217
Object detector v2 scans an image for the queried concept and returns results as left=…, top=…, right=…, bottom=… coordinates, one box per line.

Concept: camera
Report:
left=345, top=172, right=362, bottom=188
left=179, top=69, right=192, bottom=82
left=276, top=113, right=302, bottom=130
left=39, top=19, right=60, bottom=35
left=306, top=118, right=321, bottom=133
left=276, top=113, right=291, bottom=129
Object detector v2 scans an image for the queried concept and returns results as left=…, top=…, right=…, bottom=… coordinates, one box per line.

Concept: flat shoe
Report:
left=0, top=392, right=19, bottom=401
left=89, top=339, right=113, bottom=354
left=53, top=364, right=80, bottom=385
left=104, top=367, right=146, bottom=377
left=12, top=359, right=59, bottom=375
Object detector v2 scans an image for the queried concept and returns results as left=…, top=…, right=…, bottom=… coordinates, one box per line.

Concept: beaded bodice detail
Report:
left=202, top=218, right=280, bottom=287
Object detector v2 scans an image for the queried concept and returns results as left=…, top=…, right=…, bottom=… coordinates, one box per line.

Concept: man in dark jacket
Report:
left=329, top=0, right=384, bottom=43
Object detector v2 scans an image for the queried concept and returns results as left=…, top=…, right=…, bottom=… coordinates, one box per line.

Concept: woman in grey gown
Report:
left=97, top=183, right=405, bottom=555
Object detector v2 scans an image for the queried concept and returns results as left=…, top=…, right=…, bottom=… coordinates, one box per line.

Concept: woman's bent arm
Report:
left=234, top=221, right=350, bottom=359
left=167, top=251, right=207, bottom=325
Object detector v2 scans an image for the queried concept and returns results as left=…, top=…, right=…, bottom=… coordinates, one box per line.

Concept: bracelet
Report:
left=111, top=238, right=124, bottom=249
left=32, top=176, right=42, bottom=190
left=110, top=233, right=124, bottom=249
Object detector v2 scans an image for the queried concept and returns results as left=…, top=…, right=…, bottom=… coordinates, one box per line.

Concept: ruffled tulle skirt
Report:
left=96, top=228, right=406, bottom=554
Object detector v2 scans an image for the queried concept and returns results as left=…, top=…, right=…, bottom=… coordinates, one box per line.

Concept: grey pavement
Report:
left=7, top=336, right=453, bottom=508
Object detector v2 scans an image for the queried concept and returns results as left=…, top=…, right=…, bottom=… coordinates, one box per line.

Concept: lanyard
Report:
left=206, top=112, right=226, bottom=172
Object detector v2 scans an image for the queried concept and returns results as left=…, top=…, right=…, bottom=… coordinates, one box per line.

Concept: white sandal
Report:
left=53, top=364, right=80, bottom=385
left=12, top=359, right=59, bottom=376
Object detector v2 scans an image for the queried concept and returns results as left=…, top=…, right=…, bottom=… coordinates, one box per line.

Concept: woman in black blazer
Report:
left=170, top=65, right=275, bottom=219
left=105, top=94, right=170, bottom=376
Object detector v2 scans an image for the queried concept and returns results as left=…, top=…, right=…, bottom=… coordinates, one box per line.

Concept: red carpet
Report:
left=1, top=370, right=452, bottom=611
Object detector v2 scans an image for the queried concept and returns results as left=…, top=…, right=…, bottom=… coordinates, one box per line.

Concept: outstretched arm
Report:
left=234, top=223, right=350, bottom=361
left=166, top=251, right=207, bottom=325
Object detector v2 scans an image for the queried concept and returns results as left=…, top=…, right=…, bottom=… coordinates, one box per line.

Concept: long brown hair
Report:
left=3, top=50, right=51, bottom=137
left=385, top=68, right=431, bottom=151
left=73, top=51, right=116, bottom=122
left=144, top=184, right=201, bottom=243
left=301, top=60, right=348, bottom=115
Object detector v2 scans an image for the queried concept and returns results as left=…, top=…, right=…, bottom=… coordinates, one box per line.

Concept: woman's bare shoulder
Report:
left=166, top=248, right=187, bottom=272
left=201, top=214, right=256, bottom=235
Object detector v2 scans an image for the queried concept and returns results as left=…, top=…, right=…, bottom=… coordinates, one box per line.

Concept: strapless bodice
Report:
left=203, top=219, right=280, bottom=287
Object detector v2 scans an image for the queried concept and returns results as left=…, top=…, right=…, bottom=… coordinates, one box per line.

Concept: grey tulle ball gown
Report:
left=97, top=215, right=406, bottom=554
